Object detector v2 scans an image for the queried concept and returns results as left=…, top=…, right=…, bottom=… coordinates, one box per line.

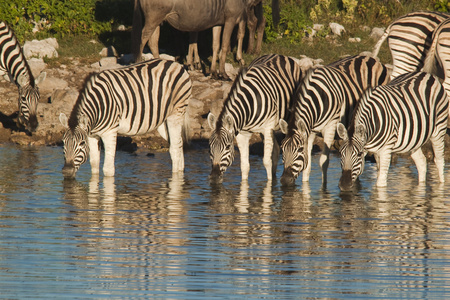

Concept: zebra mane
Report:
left=216, top=67, right=248, bottom=130
left=346, top=88, right=371, bottom=139
left=3, top=22, right=36, bottom=87
left=68, top=72, right=96, bottom=130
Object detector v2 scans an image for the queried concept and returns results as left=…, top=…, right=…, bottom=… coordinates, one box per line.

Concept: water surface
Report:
left=0, top=145, right=449, bottom=299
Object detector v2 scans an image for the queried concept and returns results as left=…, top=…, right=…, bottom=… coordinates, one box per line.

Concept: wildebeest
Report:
left=132, top=0, right=278, bottom=79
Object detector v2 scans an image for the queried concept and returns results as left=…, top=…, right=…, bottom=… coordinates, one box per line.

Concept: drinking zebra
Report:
left=0, top=21, right=46, bottom=132
left=372, top=11, right=449, bottom=79
left=208, top=54, right=303, bottom=181
left=59, top=59, right=191, bottom=178
left=337, top=71, right=448, bottom=190
left=279, top=55, right=389, bottom=186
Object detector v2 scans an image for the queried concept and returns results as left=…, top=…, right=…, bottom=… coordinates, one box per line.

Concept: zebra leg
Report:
left=166, top=115, right=185, bottom=173
left=302, top=133, right=316, bottom=182
left=376, top=149, right=392, bottom=187
left=157, top=121, right=168, bottom=141
left=410, top=148, right=427, bottom=183
left=430, top=135, right=445, bottom=183
left=88, top=136, right=101, bottom=176
left=236, top=132, right=252, bottom=181
left=262, top=129, right=277, bottom=181
left=101, top=133, right=118, bottom=177
left=319, top=124, right=337, bottom=185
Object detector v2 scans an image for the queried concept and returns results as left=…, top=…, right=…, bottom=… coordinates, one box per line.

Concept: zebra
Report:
left=279, top=55, right=389, bottom=186
left=372, top=11, right=449, bottom=79
left=337, top=71, right=449, bottom=191
left=59, top=58, right=191, bottom=179
left=0, top=21, right=46, bottom=132
left=423, top=18, right=450, bottom=102
left=208, top=54, right=303, bottom=181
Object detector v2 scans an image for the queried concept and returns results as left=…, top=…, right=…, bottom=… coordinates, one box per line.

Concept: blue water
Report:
left=0, top=145, right=449, bottom=299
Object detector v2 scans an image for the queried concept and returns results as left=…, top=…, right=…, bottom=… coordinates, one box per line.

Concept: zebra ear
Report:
left=296, top=119, right=308, bottom=133
left=35, top=72, right=46, bottom=85
left=223, top=115, right=234, bottom=133
left=17, top=74, right=29, bottom=87
left=207, top=113, right=216, bottom=130
left=355, top=124, right=366, bottom=139
left=79, top=114, right=89, bottom=130
left=336, top=123, right=348, bottom=141
left=279, top=119, right=289, bottom=134
left=59, top=113, right=69, bottom=129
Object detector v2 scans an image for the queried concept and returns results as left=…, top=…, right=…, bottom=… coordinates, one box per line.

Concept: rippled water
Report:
left=0, top=145, right=449, bottom=299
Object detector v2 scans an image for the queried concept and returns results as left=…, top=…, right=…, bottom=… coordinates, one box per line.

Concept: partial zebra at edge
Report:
left=0, top=21, right=46, bottom=133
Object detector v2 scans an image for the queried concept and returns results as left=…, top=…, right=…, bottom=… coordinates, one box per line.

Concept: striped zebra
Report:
left=372, top=11, right=449, bottom=79
left=279, top=55, right=389, bottom=186
left=59, top=59, right=191, bottom=178
left=423, top=18, right=450, bottom=101
left=208, top=54, right=303, bottom=181
left=337, top=71, right=448, bottom=190
left=0, top=21, right=46, bottom=132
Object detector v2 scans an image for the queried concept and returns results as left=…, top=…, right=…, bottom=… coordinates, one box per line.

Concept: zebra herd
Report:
left=2, top=11, right=450, bottom=191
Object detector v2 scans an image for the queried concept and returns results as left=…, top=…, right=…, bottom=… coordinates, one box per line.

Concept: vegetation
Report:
left=0, top=0, right=447, bottom=66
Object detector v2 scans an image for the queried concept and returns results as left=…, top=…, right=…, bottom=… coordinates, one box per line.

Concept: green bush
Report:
left=0, top=0, right=115, bottom=41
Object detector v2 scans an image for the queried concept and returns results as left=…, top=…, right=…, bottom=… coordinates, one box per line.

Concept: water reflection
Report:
left=0, top=148, right=449, bottom=298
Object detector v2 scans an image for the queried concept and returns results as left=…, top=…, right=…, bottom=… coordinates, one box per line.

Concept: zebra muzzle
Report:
left=280, top=168, right=296, bottom=186
left=338, top=170, right=354, bottom=192
left=62, top=163, right=77, bottom=179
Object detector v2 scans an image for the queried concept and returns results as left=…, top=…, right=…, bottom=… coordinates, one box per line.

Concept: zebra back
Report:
left=423, top=18, right=450, bottom=95
left=216, top=54, right=303, bottom=132
left=290, top=55, right=389, bottom=132
left=0, top=22, right=35, bottom=87
left=372, top=11, right=449, bottom=78
left=68, top=59, right=192, bottom=137
left=351, top=71, right=448, bottom=153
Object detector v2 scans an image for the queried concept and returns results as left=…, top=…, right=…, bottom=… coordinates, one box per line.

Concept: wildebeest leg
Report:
left=246, top=7, right=257, bottom=54
left=149, top=25, right=160, bottom=58
left=254, top=2, right=265, bottom=54
left=210, top=26, right=222, bottom=79
left=236, top=19, right=245, bottom=67
left=218, top=20, right=236, bottom=80
left=187, top=32, right=201, bottom=71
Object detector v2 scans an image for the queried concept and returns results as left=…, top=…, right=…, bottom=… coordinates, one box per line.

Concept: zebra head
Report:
left=337, top=123, right=367, bottom=191
left=208, top=112, right=235, bottom=181
left=59, top=113, right=90, bottom=179
left=279, top=118, right=309, bottom=186
left=16, top=72, right=46, bottom=133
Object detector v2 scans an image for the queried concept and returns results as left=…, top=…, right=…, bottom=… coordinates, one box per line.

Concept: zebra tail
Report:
left=371, top=29, right=389, bottom=58
left=182, top=105, right=191, bottom=146
left=131, top=0, right=143, bottom=61
left=422, top=32, right=440, bottom=77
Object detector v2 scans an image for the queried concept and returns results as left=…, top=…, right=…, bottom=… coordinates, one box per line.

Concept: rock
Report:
left=23, top=38, right=59, bottom=59
left=38, top=77, right=69, bottom=95
left=329, top=23, right=345, bottom=36
left=99, top=57, right=119, bottom=70
left=99, top=46, right=118, bottom=57
left=370, top=27, right=385, bottom=40
left=348, top=37, right=361, bottom=43
left=27, top=58, right=47, bottom=78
